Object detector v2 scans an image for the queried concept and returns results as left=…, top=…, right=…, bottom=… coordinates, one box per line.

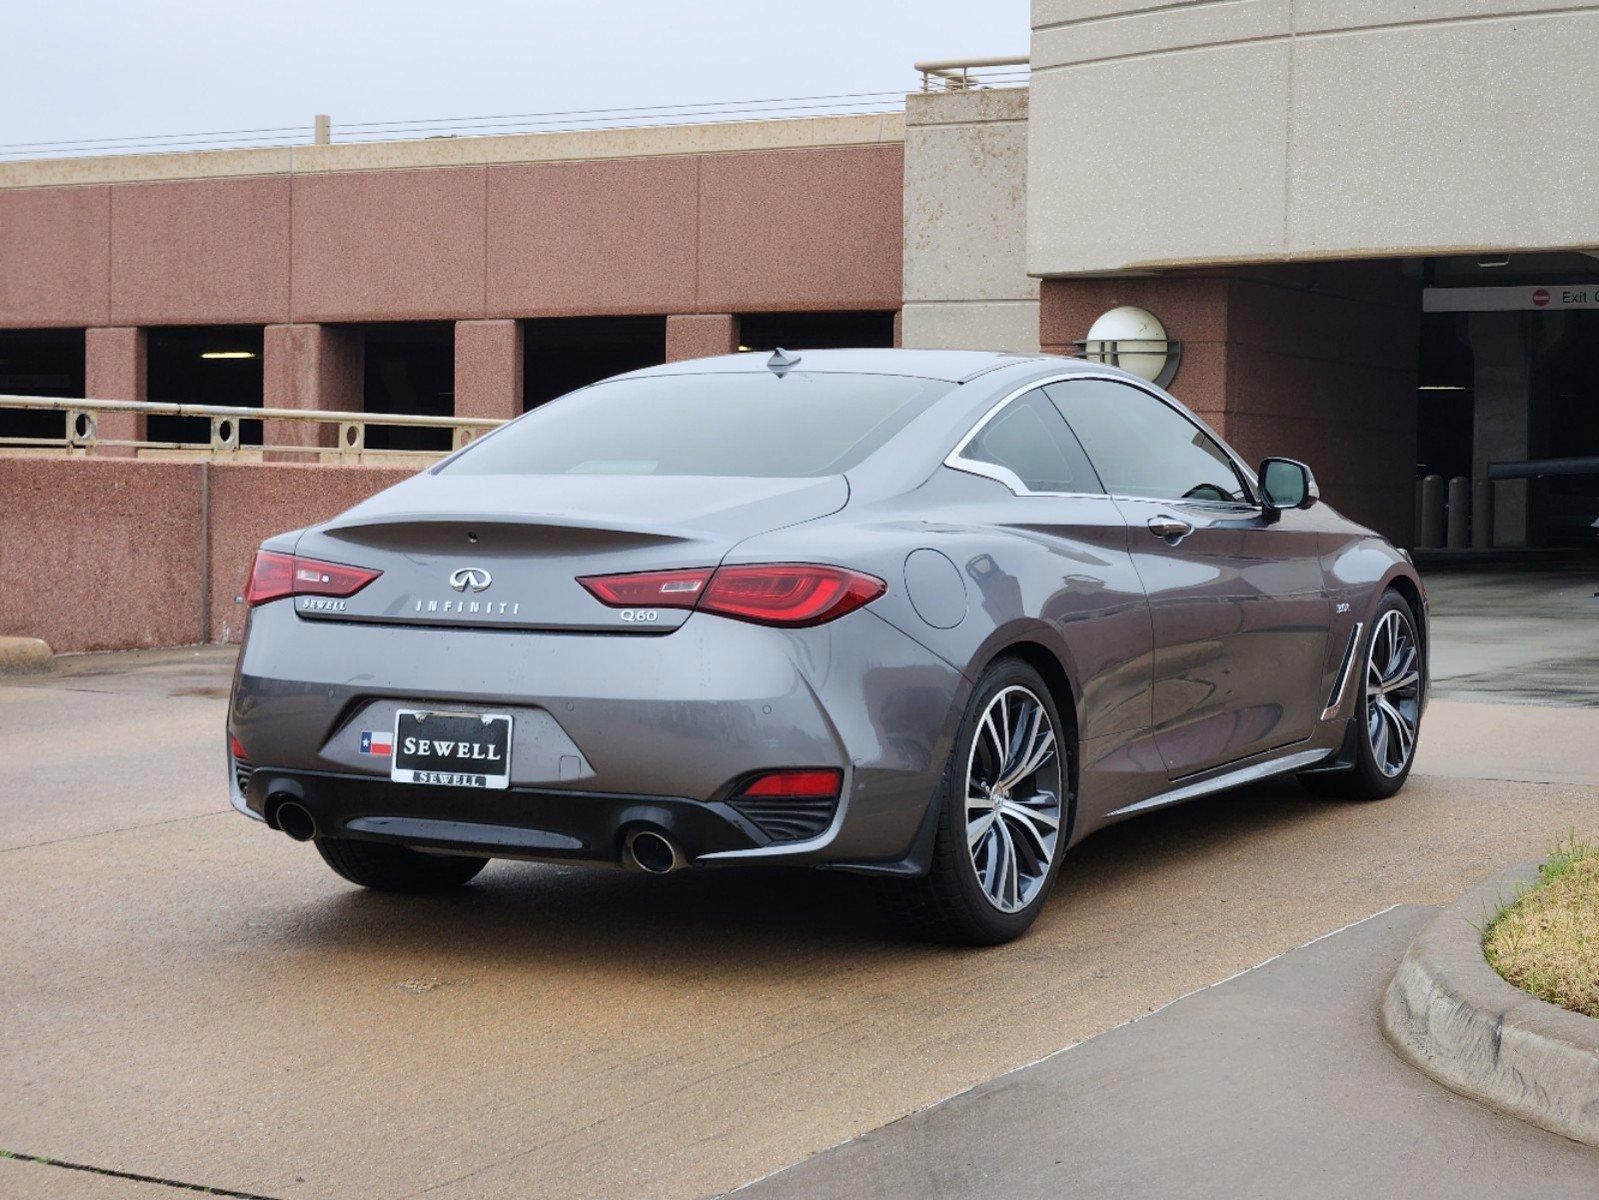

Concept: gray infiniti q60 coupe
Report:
left=229, top=348, right=1426, bottom=944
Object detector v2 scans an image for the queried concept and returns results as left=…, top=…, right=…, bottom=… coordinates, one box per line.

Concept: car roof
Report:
left=612, top=347, right=1040, bottom=384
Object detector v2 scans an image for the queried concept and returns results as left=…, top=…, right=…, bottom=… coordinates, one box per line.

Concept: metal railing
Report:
left=914, top=55, right=1029, bottom=92
left=0, top=395, right=504, bottom=463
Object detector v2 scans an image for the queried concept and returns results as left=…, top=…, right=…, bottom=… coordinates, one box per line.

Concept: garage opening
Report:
left=0, top=328, right=85, bottom=444
left=362, top=322, right=454, bottom=452
left=737, top=310, right=896, bottom=351
left=523, top=316, right=666, bottom=411
left=1531, top=309, right=1599, bottom=546
left=1420, top=252, right=1599, bottom=549
left=147, top=326, right=264, bottom=447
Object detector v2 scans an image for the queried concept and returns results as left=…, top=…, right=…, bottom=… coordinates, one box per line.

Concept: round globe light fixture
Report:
left=1075, top=306, right=1181, bottom=387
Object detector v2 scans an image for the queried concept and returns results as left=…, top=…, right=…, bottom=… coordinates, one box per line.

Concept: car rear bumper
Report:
left=229, top=601, right=968, bottom=868
left=235, top=765, right=777, bottom=863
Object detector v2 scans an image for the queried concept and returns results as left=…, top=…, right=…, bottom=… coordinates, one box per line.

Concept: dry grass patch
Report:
left=1484, top=837, right=1599, bottom=1019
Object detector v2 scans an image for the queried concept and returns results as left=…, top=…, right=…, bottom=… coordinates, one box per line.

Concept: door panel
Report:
left=1042, top=375, right=1329, bottom=779
left=1114, top=497, right=1329, bottom=776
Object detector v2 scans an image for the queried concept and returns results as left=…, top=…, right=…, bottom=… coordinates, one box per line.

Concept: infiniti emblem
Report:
left=449, top=567, right=493, bottom=593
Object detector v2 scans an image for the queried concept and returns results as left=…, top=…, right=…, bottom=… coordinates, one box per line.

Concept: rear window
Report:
left=442, top=371, right=954, bottom=478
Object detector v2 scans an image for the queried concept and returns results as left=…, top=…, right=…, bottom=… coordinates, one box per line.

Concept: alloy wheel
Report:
left=1365, top=608, right=1421, bottom=777
left=965, top=685, right=1063, bottom=913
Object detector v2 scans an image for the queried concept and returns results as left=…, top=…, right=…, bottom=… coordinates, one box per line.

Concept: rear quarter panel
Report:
left=730, top=467, right=1161, bottom=838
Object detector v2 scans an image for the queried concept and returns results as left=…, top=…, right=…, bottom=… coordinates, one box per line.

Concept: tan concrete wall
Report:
left=0, top=458, right=412, bottom=652
left=0, top=116, right=905, bottom=329
left=1028, top=1, right=1599, bottom=276
left=901, top=89, right=1038, bottom=353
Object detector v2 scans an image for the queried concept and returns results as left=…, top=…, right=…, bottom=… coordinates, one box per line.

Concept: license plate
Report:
left=391, top=710, right=512, bottom=790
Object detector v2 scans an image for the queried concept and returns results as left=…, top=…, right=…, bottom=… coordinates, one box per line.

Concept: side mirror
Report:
left=1259, top=457, right=1318, bottom=516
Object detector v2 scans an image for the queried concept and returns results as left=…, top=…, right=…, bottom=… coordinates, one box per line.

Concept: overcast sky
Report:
left=4, top=1, right=1029, bottom=154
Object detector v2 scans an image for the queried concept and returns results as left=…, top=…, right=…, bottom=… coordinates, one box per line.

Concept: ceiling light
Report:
left=200, top=350, right=257, bottom=360
left=1418, top=385, right=1468, bottom=391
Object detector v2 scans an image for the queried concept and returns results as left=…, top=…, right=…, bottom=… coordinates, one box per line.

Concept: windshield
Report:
left=442, top=371, right=954, bottom=478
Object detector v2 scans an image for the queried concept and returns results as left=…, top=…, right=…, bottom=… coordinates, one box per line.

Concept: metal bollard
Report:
left=1418, top=475, right=1445, bottom=548
left=1472, top=477, right=1494, bottom=550
left=1446, top=476, right=1470, bottom=549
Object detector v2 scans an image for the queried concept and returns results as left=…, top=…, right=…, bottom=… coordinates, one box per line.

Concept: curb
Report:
left=1382, top=860, right=1599, bottom=1147
left=0, top=635, right=54, bottom=675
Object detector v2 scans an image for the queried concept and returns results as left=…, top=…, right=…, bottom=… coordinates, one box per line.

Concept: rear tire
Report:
left=877, top=658, right=1072, bottom=946
left=1300, top=587, right=1422, bottom=802
left=315, top=837, right=488, bottom=893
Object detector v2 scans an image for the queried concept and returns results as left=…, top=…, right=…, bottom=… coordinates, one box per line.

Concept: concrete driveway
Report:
left=3, top=572, right=1597, bottom=1198
left=739, top=906, right=1599, bottom=1199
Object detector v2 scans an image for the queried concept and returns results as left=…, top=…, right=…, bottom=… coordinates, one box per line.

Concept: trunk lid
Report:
left=289, top=472, right=848, bottom=633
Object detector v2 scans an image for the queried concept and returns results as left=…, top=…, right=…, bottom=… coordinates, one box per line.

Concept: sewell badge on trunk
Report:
left=391, top=710, right=512, bottom=790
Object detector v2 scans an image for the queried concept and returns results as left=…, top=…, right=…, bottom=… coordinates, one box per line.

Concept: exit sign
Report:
left=1423, top=284, right=1599, bottom=312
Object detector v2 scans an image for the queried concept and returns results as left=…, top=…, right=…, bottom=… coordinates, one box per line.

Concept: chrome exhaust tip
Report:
left=625, top=829, right=683, bottom=874
left=274, top=799, right=317, bottom=843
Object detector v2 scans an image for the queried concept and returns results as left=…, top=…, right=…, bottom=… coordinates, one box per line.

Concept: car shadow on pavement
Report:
left=266, top=777, right=1327, bottom=970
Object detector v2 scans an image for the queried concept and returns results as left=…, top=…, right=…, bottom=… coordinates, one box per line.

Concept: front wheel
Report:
left=316, top=837, right=489, bottom=893
left=878, top=658, right=1071, bottom=945
left=1301, top=588, right=1422, bottom=801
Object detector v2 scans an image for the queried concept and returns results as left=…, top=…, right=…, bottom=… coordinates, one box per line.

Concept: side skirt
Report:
left=1104, top=745, right=1335, bottom=820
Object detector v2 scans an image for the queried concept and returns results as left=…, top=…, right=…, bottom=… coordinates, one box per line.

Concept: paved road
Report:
left=1426, top=567, right=1599, bottom=706
left=3, top=638, right=1595, bottom=1199
left=739, top=906, right=1599, bottom=1198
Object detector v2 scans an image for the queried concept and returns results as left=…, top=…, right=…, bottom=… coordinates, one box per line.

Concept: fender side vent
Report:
left=1322, top=622, right=1363, bottom=719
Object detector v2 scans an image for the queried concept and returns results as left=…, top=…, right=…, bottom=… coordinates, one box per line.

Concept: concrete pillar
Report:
left=1418, top=475, right=1446, bottom=548
left=665, top=314, right=739, bottom=362
left=1469, top=311, right=1530, bottom=547
left=454, top=319, right=524, bottom=422
left=1446, top=476, right=1471, bottom=549
left=85, top=327, right=146, bottom=458
left=262, top=323, right=363, bottom=459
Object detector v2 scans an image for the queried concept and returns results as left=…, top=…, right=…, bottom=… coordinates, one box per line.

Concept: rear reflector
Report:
left=245, top=550, right=382, bottom=607
left=228, top=733, right=248, bottom=761
left=737, top=768, right=843, bottom=799
left=578, top=564, right=885, bottom=628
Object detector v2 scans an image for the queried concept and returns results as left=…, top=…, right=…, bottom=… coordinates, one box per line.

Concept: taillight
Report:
left=228, top=733, right=248, bottom=761
left=736, top=769, right=843, bottom=799
left=578, top=567, right=712, bottom=610
left=244, top=551, right=295, bottom=606
left=701, top=565, right=885, bottom=627
left=245, top=550, right=382, bottom=607
left=578, top=564, right=885, bottom=628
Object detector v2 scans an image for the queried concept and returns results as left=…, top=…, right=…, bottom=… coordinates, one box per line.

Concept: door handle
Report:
left=1147, top=515, right=1194, bottom=544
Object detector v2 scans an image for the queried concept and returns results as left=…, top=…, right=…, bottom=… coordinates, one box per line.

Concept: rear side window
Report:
left=955, top=388, right=1103, bottom=494
left=442, top=371, right=953, bottom=478
left=1045, top=379, right=1251, bottom=504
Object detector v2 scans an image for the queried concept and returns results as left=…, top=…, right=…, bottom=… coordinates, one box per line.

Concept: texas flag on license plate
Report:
left=359, top=729, right=394, bottom=756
